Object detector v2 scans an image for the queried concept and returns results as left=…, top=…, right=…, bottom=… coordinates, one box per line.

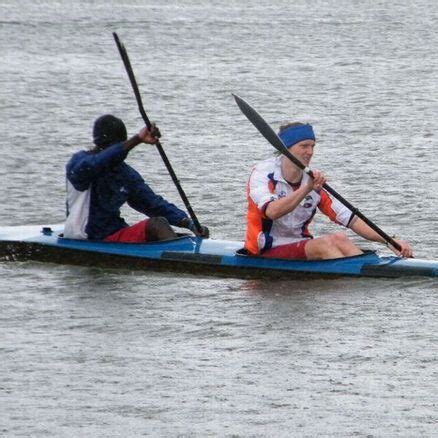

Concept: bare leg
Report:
left=305, top=232, right=363, bottom=260
left=147, top=217, right=177, bottom=241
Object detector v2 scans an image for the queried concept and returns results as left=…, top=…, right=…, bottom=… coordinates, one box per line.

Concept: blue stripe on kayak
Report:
left=1, top=224, right=438, bottom=277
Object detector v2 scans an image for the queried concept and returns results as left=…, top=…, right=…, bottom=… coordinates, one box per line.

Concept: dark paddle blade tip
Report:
left=232, top=93, right=246, bottom=110
left=232, top=94, right=259, bottom=125
left=113, top=32, right=124, bottom=51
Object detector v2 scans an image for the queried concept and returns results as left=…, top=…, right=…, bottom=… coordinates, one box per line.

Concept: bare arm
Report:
left=123, top=124, right=161, bottom=153
left=265, top=185, right=312, bottom=220
left=350, top=217, right=413, bottom=258
left=265, top=170, right=326, bottom=220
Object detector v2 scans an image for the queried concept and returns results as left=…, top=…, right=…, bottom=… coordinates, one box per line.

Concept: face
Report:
left=288, top=139, right=315, bottom=166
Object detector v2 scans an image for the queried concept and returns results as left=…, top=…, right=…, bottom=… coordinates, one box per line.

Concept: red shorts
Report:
left=261, top=240, right=309, bottom=260
left=104, top=219, right=150, bottom=243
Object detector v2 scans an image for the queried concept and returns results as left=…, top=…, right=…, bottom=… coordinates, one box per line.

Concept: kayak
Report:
left=0, top=224, right=437, bottom=278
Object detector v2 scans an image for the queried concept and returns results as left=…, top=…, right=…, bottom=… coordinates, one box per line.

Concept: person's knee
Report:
left=327, top=232, right=362, bottom=256
left=306, top=236, right=339, bottom=259
left=318, top=233, right=342, bottom=248
left=148, top=216, right=170, bottom=229
left=148, top=216, right=176, bottom=241
left=314, top=233, right=350, bottom=256
left=328, top=232, right=350, bottom=247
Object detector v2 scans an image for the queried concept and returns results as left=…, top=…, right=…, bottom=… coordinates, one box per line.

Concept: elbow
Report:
left=264, top=206, right=278, bottom=221
left=266, top=212, right=280, bottom=221
left=67, top=170, right=82, bottom=186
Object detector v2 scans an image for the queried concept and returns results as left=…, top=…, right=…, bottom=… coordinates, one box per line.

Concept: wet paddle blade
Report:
left=232, top=94, right=306, bottom=171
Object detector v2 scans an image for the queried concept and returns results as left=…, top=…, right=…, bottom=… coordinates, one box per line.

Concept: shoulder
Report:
left=250, top=156, right=280, bottom=180
left=253, top=155, right=278, bottom=170
left=66, top=150, right=90, bottom=166
left=70, top=150, right=89, bottom=159
left=251, top=156, right=278, bottom=173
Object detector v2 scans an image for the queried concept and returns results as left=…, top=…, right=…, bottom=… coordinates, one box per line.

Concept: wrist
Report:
left=180, top=217, right=193, bottom=229
left=123, top=134, right=141, bottom=152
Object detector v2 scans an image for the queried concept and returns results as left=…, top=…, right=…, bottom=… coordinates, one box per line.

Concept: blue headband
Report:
left=278, top=124, right=315, bottom=148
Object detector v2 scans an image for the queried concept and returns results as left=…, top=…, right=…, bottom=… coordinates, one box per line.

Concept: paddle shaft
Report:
left=232, top=94, right=402, bottom=252
left=281, top=148, right=401, bottom=250
left=113, top=32, right=202, bottom=234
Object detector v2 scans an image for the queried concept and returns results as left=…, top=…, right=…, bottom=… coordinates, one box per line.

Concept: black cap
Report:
left=93, top=114, right=127, bottom=148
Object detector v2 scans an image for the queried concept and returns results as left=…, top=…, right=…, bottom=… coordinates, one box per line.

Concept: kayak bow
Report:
left=0, top=224, right=437, bottom=278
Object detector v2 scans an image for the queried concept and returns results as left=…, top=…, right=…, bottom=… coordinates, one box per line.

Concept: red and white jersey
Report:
left=245, top=156, right=355, bottom=254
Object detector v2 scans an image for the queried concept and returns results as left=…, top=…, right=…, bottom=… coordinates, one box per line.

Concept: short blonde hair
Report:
left=278, top=122, right=305, bottom=134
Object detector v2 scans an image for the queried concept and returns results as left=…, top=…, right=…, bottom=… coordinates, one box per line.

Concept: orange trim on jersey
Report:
left=245, top=170, right=276, bottom=254
left=318, top=189, right=342, bottom=225
left=245, top=195, right=263, bottom=254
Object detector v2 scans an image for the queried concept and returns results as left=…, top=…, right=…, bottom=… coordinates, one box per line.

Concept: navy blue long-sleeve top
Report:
left=65, top=143, right=188, bottom=240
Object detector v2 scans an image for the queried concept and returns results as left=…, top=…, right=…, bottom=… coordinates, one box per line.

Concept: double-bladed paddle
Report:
left=232, top=93, right=402, bottom=252
left=113, top=32, right=203, bottom=235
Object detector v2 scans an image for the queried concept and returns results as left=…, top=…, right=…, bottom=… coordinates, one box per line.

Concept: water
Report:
left=1, top=1, right=438, bottom=436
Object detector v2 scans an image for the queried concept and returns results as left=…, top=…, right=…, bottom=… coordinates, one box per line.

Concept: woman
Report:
left=245, top=122, right=412, bottom=260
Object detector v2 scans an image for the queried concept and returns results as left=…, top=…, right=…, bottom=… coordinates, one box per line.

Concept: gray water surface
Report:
left=1, top=1, right=438, bottom=436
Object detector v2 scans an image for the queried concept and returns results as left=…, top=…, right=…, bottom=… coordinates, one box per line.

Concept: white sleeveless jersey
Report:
left=63, top=180, right=91, bottom=239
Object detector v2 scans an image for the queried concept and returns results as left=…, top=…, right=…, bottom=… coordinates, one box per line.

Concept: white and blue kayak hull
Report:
left=0, top=225, right=437, bottom=278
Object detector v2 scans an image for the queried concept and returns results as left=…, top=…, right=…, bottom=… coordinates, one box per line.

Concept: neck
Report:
left=281, top=158, right=303, bottom=183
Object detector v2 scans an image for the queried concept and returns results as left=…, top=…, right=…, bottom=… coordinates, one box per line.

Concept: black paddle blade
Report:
left=113, top=32, right=151, bottom=128
left=113, top=32, right=130, bottom=73
left=232, top=94, right=306, bottom=172
left=233, top=94, right=287, bottom=153
left=113, top=32, right=123, bottom=52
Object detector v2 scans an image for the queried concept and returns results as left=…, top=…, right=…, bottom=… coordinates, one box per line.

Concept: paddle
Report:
left=232, top=93, right=402, bottom=252
left=113, top=32, right=203, bottom=235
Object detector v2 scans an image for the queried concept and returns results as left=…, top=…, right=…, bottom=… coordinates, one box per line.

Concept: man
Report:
left=64, top=114, right=208, bottom=242
left=245, top=122, right=412, bottom=260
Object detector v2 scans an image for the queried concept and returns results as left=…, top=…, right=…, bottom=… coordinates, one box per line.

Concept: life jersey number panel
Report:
left=245, top=156, right=355, bottom=254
